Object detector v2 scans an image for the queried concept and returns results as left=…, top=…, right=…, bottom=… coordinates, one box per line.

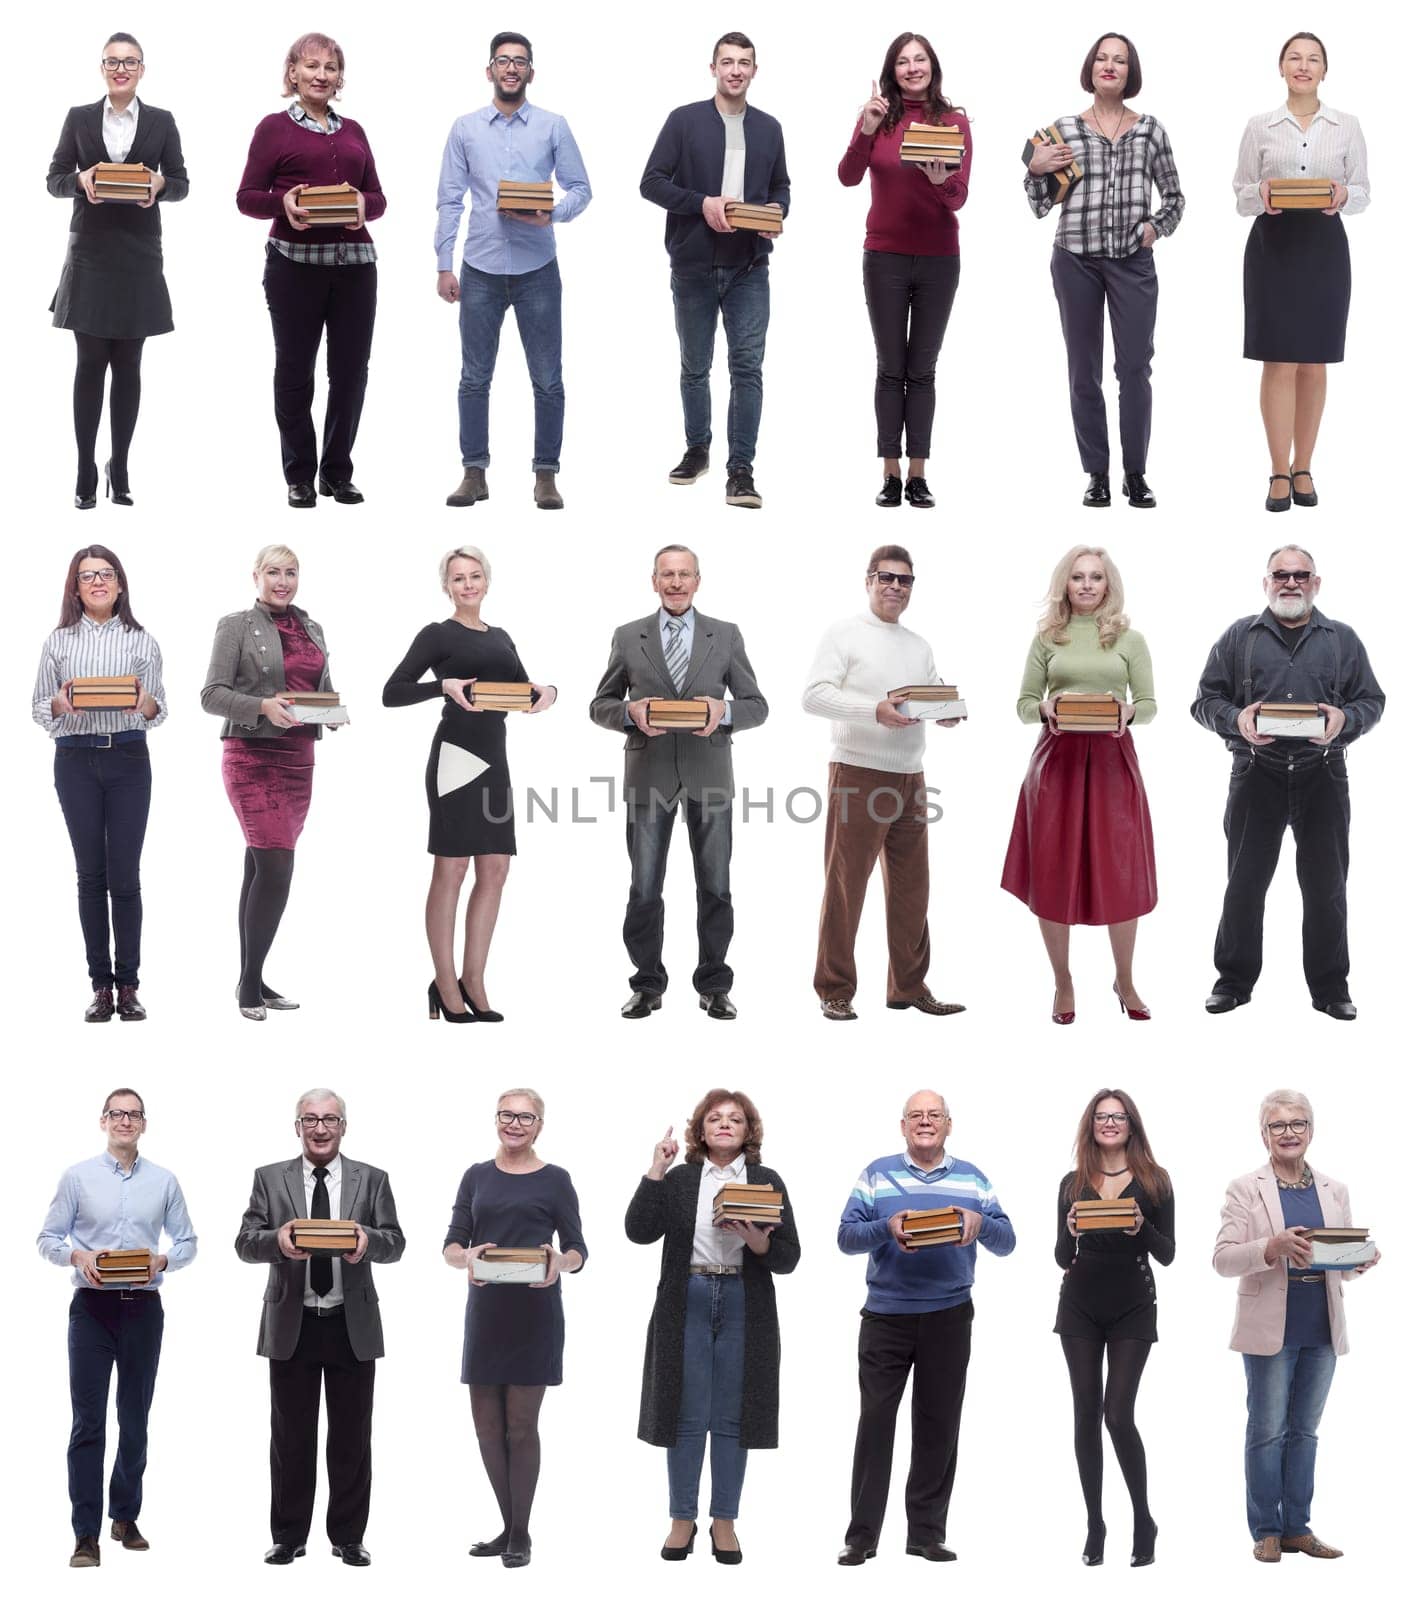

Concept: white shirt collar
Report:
left=703, top=1151, right=747, bottom=1181
left=302, top=1153, right=342, bottom=1183
left=105, top=95, right=138, bottom=119
left=1268, top=101, right=1339, bottom=128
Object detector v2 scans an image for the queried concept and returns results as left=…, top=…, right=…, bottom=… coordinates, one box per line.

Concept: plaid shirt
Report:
left=271, top=102, right=378, bottom=266
left=1025, top=113, right=1184, bottom=258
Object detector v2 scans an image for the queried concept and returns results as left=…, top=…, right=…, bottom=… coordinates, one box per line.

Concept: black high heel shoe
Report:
left=458, top=980, right=504, bottom=1022
left=1131, top=1519, right=1158, bottom=1567
left=1265, top=473, right=1292, bottom=512
left=75, top=464, right=98, bottom=510
left=428, top=979, right=476, bottom=1023
left=660, top=1523, right=697, bottom=1562
left=104, top=461, right=133, bottom=506
left=1082, top=1521, right=1106, bottom=1567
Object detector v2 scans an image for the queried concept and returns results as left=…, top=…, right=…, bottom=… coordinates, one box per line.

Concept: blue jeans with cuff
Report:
left=458, top=259, right=563, bottom=471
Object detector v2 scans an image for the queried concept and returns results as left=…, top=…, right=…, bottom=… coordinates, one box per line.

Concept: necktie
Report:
left=310, top=1167, right=333, bottom=1297
left=664, top=617, right=688, bottom=693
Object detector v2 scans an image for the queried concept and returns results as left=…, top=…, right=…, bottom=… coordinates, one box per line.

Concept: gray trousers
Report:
left=1050, top=246, right=1158, bottom=474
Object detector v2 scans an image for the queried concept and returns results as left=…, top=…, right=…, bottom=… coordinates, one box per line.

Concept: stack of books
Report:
left=285, top=691, right=350, bottom=726
left=1056, top=693, right=1121, bottom=732
left=1303, top=1227, right=1377, bottom=1269
left=1074, top=1198, right=1137, bottom=1232
left=892, top=684, right=968, bottom=721
left=1256, top=702, right=1324, bottom=737
left=724, top=201, right=783, bottom=235
left=900, top=1206, right=964, bottom=1247
left=472, top=681, right=535, bottom=711
left=900, top=123, right=965, bottom=166
left=497, top=180, right=553, bottom=213
left=1024, top=127, right=1082, bottom=200
left=473, top=1246, right=549, bottom=1284
left=95, top=1248, right=152, bottom=1284
left=1269, top=178, right=1334, bottom=210
left=291, top=1219, right=359, bottom=1253
left=647, top=699, right=710, bottom=730
left=301, top=183, right=360, bottom=225
left=94, top=162, right=151, bottom=202
left=713, top=1183, right=783, bottom=1226
left=71, top=675, right=140, bottom=710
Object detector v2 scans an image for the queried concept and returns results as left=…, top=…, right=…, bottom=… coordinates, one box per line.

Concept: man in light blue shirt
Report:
left=436, top=31, right=591, bottom=511
left=37, top=1087, right=196, bottom=1568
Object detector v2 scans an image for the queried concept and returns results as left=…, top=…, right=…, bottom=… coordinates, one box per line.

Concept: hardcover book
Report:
left=1256, top=702, right=1325, bottom=737
left=1269, top=178, right=1334, bottom=210
left=70, top=675, right=140, bottom=710
left=646, top=699, right=710, bottom=730
left=497, top=180, right=553, bottom=212
left=94, top=162, right=151, bottom=201
left=301, top=183, right=360, bottom=226
left=290, top=1219, right=359, bottom=1254
left=724, top=201, right=783, bottom=235
left=1023, top=126, right=1082, bottom=200
left=472, top=1246, right=549, bottom=1284
left=900, top=122, right=965, bottom=166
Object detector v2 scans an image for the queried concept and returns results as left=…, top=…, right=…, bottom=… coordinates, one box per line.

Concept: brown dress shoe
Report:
left=116, top=985, right=147, bottom=1021
left=821, top=998, right=857, bottom=1021
left=1253, top=1536, right=1282, bottom=1563
left=111, top=1520, right=149, bottom=1550
left=447, top=468, right=488, bottom=507
left=85, top=987, right=114, bottom=1023
left=533, top=470, right=564, bottom=509
left=70, top=1535, right=101, bottom=1567
left=886, top=991, right=966, bottom=1016
left=1280, top=1533, right=1343, bottom=1558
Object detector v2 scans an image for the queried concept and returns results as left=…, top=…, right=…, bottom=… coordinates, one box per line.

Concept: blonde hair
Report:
left=497, top=1087, right=545, bottom=1120
left=440, top=545, right=490, bottom=591
left=1038, top=545, right=1129, bottom=649
left=1259, top=1089, right=1314, bottom=1138
left=254, top=544, right=299, bottom=573
left=283, top=32, right=344, bottom=98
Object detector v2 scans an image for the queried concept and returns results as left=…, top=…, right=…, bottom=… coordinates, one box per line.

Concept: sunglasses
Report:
left=870, top=572, right=916, bottom=589
left=1268, top=569, right=1314, bottom=584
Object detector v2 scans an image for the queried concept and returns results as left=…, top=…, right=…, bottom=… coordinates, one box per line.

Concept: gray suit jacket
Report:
left=588, top=610, right=767, bottom=802
left=234, top=1156, right=405, bottom=1362
left=200, top=604, right=335, bottom=738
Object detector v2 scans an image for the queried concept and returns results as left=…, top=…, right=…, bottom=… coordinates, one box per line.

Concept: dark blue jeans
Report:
left=458, top=259, right=563, bottom=471
left=53, top=741, right=151, bottom=987
left=1242, top=1346, right=1337, bottom=1540
left=670, top=264, right=769, bottom=471
left=68, top=1290, right=164, bottom=1537
left=667, top=1274, right=747, bottom=1520
left=624, top=795, right=733, bottom=996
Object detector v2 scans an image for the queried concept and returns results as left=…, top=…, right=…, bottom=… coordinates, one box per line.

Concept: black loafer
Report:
left=621, top=990, right=663, bottom=1019
left=263, top=1544, right=306, bottom=1565
left=699, top=992, right=737, bottom=1021
left=1313, top=999, right=1357, bottom=1021
left=1082, top=472, right=1111, bottom=507
left=318, top=478, right=364, bottom=505
left=906, top=1541, right=957, bottom=1562
left=837, top=1545, right=876, bottom=1566
left=875, top=473, right=902, bottom=507
left=1204, top=992, right=1250, bottom=1014
left=1291, top=468, right=1318, bottom=507
left=669, top=446, right=710, bottom=485
left=904, top=475, right=935, bottom=508
left=287, top=482, right=317, bottom=509
left=331, top=1544, right=370, bottom=1566
left=1122, top=471, right=1156, bottom=508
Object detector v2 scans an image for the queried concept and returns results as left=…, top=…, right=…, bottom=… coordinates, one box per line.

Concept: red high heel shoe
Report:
left=1052, top=991, right=1075, bottom=1025
left=1113, top=982, right=1151, bottom=1021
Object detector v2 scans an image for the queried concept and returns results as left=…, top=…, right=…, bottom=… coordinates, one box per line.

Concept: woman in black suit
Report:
left=625, top=1089, right=799, bottom=1565
left=46, top=33, right=187, bottom=508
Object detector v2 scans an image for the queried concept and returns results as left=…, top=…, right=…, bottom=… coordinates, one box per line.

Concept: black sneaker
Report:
left=904, top=476, right=935, bottom=508
left=876, top=474, right=903, bottom=507
left=668, top=447, right=710, bottom=486
left=725, top=469, right=762, bottom=509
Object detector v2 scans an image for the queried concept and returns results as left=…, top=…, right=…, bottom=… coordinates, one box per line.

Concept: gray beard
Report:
left=1269, top=595, right=1312, bottom=622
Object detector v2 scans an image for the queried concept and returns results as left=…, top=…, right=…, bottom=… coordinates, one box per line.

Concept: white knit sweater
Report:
left=801, top=611, right=941, bottom=773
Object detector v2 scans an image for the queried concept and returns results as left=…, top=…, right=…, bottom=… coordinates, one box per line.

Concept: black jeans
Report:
left=53, top=741, right=152, bottom=987
left=862, top=251, right=960, bottom=459
left=262, top=248, right=377, bottom=485
left=1214, top=747, right=1351, bottom=1003
left=846, top=1300, right=973, bottom=1549
left=623, top=795, right=733, bottom=996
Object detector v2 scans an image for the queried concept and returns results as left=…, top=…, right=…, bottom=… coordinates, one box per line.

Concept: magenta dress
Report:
left=221, top=612, right=324, bottom=850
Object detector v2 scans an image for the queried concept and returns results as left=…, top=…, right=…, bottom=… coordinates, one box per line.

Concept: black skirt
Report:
left=1243, top=212, right=1350, bottom=363
left=50, top=227, right=173, bottom=340
left=1054, top=1256, right=1158, bottom=1342
left=425, top=725, right=515, bottom=857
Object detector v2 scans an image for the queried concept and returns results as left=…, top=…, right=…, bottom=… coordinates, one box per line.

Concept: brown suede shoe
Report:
left=70, top=1535, right=101, bottom=1567
left=111, top=1520, right=149, bottom=1551
left=446, top=468, right=488, bottom=507
left=533, top=470, right=564, bottom=510
left=1280, top=1533, right=1342, bottom=1558
left=1253, top=1536, right=1282, bottom=1563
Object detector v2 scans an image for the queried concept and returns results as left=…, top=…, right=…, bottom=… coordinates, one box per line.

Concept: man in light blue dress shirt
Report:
left=37, top=1087, right=196, bottom=1568
left=436, top=31, right=591, bottom=511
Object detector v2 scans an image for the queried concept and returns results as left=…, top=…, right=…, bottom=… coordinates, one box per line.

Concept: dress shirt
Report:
left=1234, top=104, right=1370, bottom=216
left=622, top=607, right=733, bottom=725
left=1025, top=113, right=1184, bottom=257
left=38, top=1151, right=196, bottom=1290
left=691, top=1152, right=748, bottom=1268
left=31, top=614, right=167, bottom=739
left=302, top=1154, right=344, bottom=1308
left=102, top=95, right=139, bottom=161
left=435, top=100, right=591, bottom=274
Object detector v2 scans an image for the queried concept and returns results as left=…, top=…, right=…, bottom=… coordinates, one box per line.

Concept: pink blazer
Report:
left=1212, top=1164, right=1353, bottom=1356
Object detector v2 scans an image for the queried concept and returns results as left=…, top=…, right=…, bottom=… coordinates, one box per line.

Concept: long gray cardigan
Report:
left=200, top=602, right=334, bottom=738
left=625, top=1161, right=800, bottom=1449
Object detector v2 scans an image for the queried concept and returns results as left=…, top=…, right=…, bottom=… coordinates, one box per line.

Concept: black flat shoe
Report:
left=1082, top=472, right=1111, bottom=507
left=1313, top=999, right=1357, bottom=1021
left=428, top=978, right=476, bottom=1023
left=699, top=992, right=737, bottom=1021
left=1122, top=471, right=1156, bottom=508
left=661, top=1523, right=697, bottom=1561
left=458, top=980, right=504, bottom=1022
left=263, top=1544, right=306, bottom=1565
left=875, top=472, right=902, bottom=507
left=904, top=475, right=935, bottom=508
left=621, top=990, right=663, bottom=1019
left=318, top=477, right=364, bottom=504
left=1265, top=473, right=1292, bottom=512
left=104, top=461, right=133, bottom=506
left=288, top=481, right=317, bottom=509
left=837, top=1545, right=876, bottom=1566
left=1291, top=468, right=1318, bottom=507
left=1205, top=991, right=1250, bottom=1014
left=711, top=1532, right=743, bottom=1565
left=469, top=1532, right=508, bottom=1557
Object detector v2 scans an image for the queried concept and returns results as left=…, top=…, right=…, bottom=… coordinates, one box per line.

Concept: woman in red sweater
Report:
left=838, top=34, right=971, bottom=510
left=236, top=33, right=386, bottom=509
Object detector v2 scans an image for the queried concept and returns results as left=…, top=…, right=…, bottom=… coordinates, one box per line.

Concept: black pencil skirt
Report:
left=1243, top=212, right=1350, bottom=364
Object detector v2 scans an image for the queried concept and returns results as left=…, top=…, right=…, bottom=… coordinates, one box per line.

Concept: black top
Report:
left=382, top=619, right=532, bottom=753
left=1054, top=1173, right=1176, bottom=1269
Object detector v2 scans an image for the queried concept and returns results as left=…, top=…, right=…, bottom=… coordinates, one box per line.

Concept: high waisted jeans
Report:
left=666, top=1273, right=747, bottom=1520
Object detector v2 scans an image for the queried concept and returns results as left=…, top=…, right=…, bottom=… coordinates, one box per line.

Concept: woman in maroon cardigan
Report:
left=236, top=32, right=385, bottom=509
left=838, top=34, right=970, bottom=510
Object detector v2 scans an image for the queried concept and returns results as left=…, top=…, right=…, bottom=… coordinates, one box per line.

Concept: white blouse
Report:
left=1234, top=104, right=1369, bottom=216
left=102, top=96, right=140, bottom=162
left=690, top=1152, right=747, bottom=1269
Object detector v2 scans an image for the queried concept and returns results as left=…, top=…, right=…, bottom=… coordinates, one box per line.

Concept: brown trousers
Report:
left=814, top=763, right=930, bottom=1003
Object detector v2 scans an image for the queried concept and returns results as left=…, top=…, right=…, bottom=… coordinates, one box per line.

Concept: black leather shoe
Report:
left=669, top=446, right=710, bottom=485
left=116, top=985, right=146, bottom=1021
left=263, top=1544, right=306, bottom=1565
left=1082, top=472, right=1111, bottom=507
left=457, top=980, right=504, bottom=1022
left=501, top=1539, right=531, bottom=1568
left=469, top=1533, right=508, bottom=1558
left=904, top=475, right=935, bottom=508
left=710, top=1532, right=743, bottom=1564
left=111, top=1519, right=149, bottom=1550
left=875, top=473, right=902, bottom=507
left=331, top=1544, right=370, bottom=1566
left=837, top=1545, right=876, bottom=1566
left=661, top=1523, right=697, bottom=1561
left=1265, top=473, right=1292, bottom=512
left=621, top=990, right=663, bottom=1019
left=1122, top=471, right=1156, bottom=508
left=287, top=482, right=317, bottom=509
left=104, top=461, right=133, bottom=506
left=70, top=1535, right=101, bottom=1568
left=725, top=469, right=762, bottom=508
left=1291, top=468, right=1318, bottom=507
left=318, top=478, right=364, bottom=504
left=447, top=468, right=489, bottom=506
left=699, top=992, right=737, bottom=1021
left=85, top=987, right=115, bottom=1023
left=905, top=1541, right=957, bottom=1561
left=75, top=491, right=97, bottom=510
left=1313, top=999, right=1358, bottom=1021
left=1205, top=991, right=1250, bottom=1014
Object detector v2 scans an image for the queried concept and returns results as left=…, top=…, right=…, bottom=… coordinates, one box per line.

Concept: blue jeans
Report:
left=1242, top=1346, right=1337, bottom=1540
left=667, top=1274, right=747, bottom=1519
left=670, top=264, right=769, bottom=470
left=458, top=259, right=563, bottom=471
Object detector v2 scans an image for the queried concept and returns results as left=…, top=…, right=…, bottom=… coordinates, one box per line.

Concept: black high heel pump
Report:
left=428, top=979, right=476, bottom=1023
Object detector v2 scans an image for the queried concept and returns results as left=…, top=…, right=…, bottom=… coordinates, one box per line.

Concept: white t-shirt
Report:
left=719, top=109, right=746, bottom=200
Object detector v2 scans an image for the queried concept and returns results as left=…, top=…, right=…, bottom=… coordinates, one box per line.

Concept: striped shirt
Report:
left=1025, top=113, right=1184, bottom=257
left=270, top=101, right=378, bottom=266
left=32, top=613, right=167, bottom=739
left=1234, top=104, right=1370, bottom=216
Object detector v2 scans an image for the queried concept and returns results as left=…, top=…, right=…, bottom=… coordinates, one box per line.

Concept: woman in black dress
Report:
left=47, top=32, right=188, bottom=508
left=1055, top=1088, right=1174, bottom=1568
left=382, top=545, right=556, bottom=1022
left=443, top=1088, right=586, bottom=1569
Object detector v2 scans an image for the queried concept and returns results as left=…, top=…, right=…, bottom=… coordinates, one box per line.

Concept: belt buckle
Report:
left=118, top=1288, right=138, bottom=1300
left=95, top=733, right=114, bottom=750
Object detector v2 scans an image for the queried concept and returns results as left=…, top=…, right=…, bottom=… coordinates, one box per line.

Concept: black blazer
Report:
left=47, top=98, right=189, bottom=236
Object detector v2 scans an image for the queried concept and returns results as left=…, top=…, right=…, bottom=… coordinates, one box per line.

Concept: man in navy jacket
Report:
left=641, top=32, right=790, bottom=509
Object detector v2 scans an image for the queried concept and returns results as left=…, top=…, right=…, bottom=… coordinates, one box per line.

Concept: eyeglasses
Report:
left=297, top=1114, right=345, bottom=1130
left=1093, top=1112, right=1130, bottom=1126
left=491, top=55, right=530, bottom=70
left=1267, top=570, right=1314, bottom=584
left=102, top=57, right=143, bottom=72
left=906, top=1111, right=945, bottom=1123
left=497, top=1110, right=540, bottom=1127
left=870, top=572, right=916, bottom=589
left=77, top=569, right=117, bottom=584
left=1266, top=1119, right=1310, bottom=1136
left=103, top=1108, right=144, bottom=1123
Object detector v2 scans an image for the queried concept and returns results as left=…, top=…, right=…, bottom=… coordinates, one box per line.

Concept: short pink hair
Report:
left=282, top=33, right=345, bottom=97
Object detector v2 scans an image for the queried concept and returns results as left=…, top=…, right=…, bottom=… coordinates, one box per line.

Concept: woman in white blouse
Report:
left=31, top=546, right=166, bottom=1021
left=1233, top=33, right=1369, bottom=512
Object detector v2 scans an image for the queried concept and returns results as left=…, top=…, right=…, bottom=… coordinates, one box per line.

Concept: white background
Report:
left=5, top=2, right=1412, bottom=1597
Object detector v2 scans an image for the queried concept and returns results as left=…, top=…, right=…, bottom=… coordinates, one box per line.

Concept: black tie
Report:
left=310, top=1166, right=333, bottom=1297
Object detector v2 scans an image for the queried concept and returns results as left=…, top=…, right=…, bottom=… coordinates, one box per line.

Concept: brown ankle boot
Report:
left=446, top=468, right=488, bottom=507
left=534, top=470, right=563, bottom=510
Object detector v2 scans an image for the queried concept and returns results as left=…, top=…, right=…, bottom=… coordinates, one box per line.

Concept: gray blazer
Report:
left=234, top=1155, right=405, bottom=1362
left=200, top=604, right=335, bottom=738
left=589, top=610, right=767, bottom=802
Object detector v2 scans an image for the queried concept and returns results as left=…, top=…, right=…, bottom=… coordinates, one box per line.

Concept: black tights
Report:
left=237, top=847, right=295, bottom=1008
left=73, top=333, right=145, bottom=493
left=1060, top=1336, right=1154, bottom=1559
left=469, top=1384, right=546, bottom=1545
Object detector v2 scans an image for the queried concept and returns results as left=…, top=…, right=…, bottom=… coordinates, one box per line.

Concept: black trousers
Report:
left=1214, top=749, right=1351, bottom=1003
left=846, top=1300, right=973, bottom=1549
left=862, top=251, right=960, bottom=459
left=269, top=1309, right=376, bottom=1547
left=623, top=795, right=733, bottom=996
left=261, top=248, right=377, bottom=485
